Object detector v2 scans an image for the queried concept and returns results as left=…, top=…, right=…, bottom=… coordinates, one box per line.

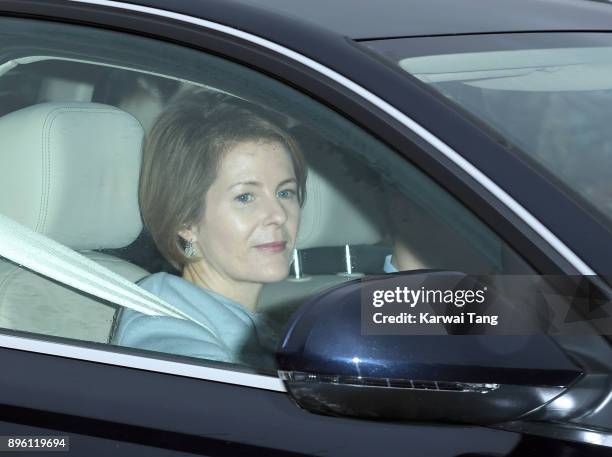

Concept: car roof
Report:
left=131, top=0, right=612, bottom=40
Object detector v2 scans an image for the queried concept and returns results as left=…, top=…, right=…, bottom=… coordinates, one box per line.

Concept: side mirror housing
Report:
left=276, top=271, right=583, bottom=424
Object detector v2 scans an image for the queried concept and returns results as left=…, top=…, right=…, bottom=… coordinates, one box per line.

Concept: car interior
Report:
left=0, top=56, right=395, bottom=348
left=0, top=32, right=532, bottom=363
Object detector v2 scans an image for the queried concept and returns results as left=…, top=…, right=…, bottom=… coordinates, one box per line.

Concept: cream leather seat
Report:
left=0, top=102, right=148, bottom=343
left=258, top=148, right=386, bottom=326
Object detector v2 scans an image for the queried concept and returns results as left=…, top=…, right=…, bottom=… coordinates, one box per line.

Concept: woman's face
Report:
left=185, top=140, right=300, bottom=284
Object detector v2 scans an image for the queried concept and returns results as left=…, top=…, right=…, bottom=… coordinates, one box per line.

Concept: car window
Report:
left=0, top=17, right=535, bottom=374
left=363, top=33, right=612, bottom=233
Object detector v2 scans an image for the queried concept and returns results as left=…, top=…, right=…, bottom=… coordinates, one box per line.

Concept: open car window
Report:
left=0, top=17, right=535, bottom=374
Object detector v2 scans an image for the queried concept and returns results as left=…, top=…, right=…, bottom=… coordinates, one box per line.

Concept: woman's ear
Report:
left=178, top=227, right=196, bottom=243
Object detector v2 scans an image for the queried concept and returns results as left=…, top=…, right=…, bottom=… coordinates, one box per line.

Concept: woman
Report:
left=112, top=90, right=307, bottom=370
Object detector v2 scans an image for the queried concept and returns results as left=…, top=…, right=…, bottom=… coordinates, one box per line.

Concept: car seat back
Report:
left=0, top=102, right=148, bottom=342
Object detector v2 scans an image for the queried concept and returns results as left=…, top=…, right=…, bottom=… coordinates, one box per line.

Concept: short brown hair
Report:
left=139, top=89, right=307, bottom=270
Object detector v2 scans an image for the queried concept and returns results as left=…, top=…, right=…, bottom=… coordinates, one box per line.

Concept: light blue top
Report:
left=112, top=272, right=277, bottom=370
left=383, top=254, right=399, bottom=273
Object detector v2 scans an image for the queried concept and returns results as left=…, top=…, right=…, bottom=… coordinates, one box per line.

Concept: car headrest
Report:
left=0, top=102, right=144, bottom=250
left=296, top=162, right=385, bottom=249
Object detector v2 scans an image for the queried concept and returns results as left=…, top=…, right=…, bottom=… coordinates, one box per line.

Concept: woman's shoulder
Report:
left=114, top=272, right=275, bottom=369
left=137, top=271, right=183, bottom=295
left=137, top=272, right=254, bottom=328
left=138, top=272, right=221, bottom=314
left=115, top=312, right=231, bottom=361
left=113, top=272, right=232, bottom=360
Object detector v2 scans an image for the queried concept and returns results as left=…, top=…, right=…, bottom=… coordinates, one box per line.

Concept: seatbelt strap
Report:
left=0, top=213, right=219, bottom=339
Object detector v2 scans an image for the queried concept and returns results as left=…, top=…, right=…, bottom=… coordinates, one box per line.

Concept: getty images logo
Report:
left=371, top=286, right=487, bottom=308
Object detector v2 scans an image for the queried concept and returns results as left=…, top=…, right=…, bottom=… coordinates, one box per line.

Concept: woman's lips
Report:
left=254, top=241, right=287, bottom=253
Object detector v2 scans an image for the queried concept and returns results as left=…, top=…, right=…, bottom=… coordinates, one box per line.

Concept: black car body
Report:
left=0, top=0, right=611, bottom=455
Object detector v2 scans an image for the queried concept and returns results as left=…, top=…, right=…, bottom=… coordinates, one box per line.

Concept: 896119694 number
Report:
left=0, top=436, right=69, bottom=452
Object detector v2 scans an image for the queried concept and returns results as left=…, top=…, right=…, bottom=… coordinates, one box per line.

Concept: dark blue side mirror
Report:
left=276, top=271, right=583, bottom=424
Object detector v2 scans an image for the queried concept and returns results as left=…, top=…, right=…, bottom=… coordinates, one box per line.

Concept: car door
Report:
left=0, top=1, right=610, bottom=456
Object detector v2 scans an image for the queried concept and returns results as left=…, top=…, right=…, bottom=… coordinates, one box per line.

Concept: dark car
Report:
left=0, top=0, right=611, bottom=455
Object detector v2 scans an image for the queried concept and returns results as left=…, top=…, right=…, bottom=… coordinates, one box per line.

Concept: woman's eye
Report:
left=235, top=193, right=254, bottom=203
left=277, top=189, right=296, bottom=199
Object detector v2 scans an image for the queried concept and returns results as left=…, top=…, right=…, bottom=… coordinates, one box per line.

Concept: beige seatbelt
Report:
left=0, top=213, right=219, bottom=339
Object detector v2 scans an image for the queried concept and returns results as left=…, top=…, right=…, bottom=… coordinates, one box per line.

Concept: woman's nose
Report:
left=262, top=195, right=288, bottom=226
